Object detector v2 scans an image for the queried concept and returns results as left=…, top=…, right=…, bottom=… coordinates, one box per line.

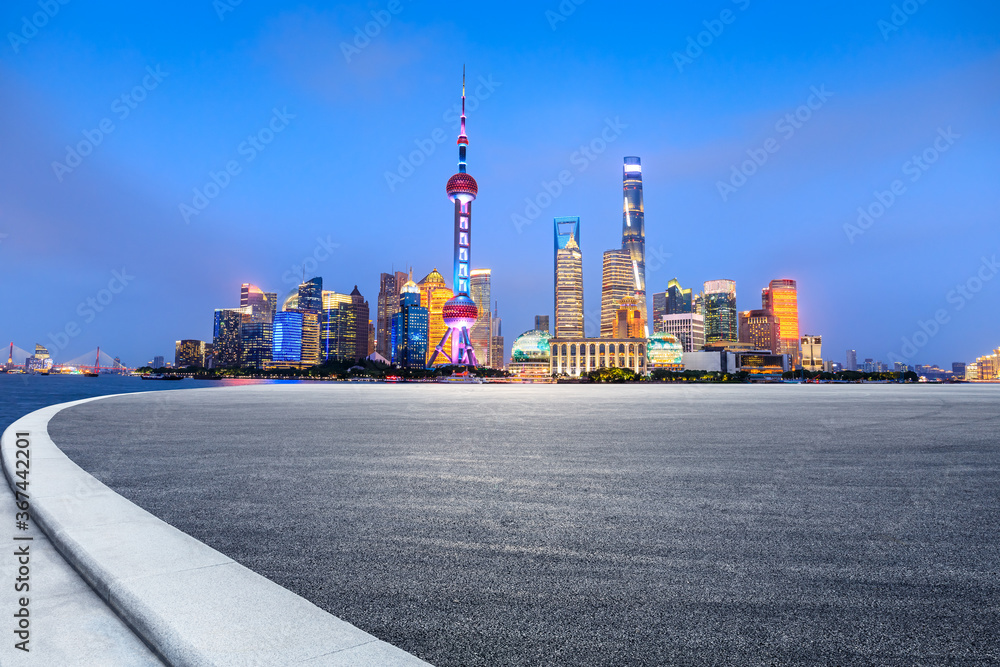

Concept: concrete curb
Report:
left=1, top=394, right=432, bottom=666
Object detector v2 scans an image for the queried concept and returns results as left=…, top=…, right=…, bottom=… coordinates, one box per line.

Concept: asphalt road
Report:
left=49, top=384, right=1000, bottom=666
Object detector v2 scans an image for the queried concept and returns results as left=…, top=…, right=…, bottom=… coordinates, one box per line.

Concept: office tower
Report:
left=801, top=335, right=823, bottom=372
left=622, top=157, right=646, bottom=324
left=272, top=311, right=304, bottom=363
left=295, top=277, right=322, bottom=365
left=152, top=355, right=165, bottom=369
left=600, top=249, right=632, bottom=337
left=762, top=279, right=800, bottom=367
left=703, top=280, right=738, bottom=343
left=430, top=70, right=480, bottom=367
left=367, top=321, right=376, bottom=356
left=240, top=323, right=272, bottom=369
left=952, top=362, right=966, bottom=379
left=241, top=284, right=276, bottom=324
left=350, top=287, right=370, bottom=360
left=391, top=275, right=429, bottom=369
left=738, top=309, right=781, bottom=353
left=175, top=340, right=206, bottom=368
left=418, top=269, right=454, bottom=365
left=490, top=301, right=504, bottom=369
left=692, top=292, right=704, bottom=316
left=535, top=315, right=550, bottom=334
left=846, top=349, right=857, bottom=371
left=554, top=216, right=581, bottom=321
left=666, top=279, right=692, bottom=314
left=213, top=308, right=246, bottom=367
left=376, top=271, right=408, bottom=359
left=652, top=291, right=667, bottom=326
left=298, top=277, right=323, bottom=314
left=470, top=269, right=493, bottom=366
left=660, top=313, right=705, bottom=352
left=555, top=233, right=585, bottom=338
left=320, top=290, right=354, bottom=361
left=613, top=296, right=645, bottom=339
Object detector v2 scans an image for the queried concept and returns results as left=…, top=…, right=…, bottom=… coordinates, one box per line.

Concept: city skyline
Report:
left=1, top=3, right=998, bottom=369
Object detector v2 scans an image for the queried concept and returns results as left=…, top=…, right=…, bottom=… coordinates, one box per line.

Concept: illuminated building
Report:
left=659, top=313, right=705, bottom=352
left=272, top=311, right=303, bottom=363
left=470, top=269, right=493, bottom=366
left=213, top=307, right=247, bottom=367
left=298, top=277, right=323, bottom=314
left=550, top=337, right=647, bottom=377
left=25, top=344, right=54, bottom=373
left=554, top=216, right=581, bottom=331
left=652, top=290, right=666, bottom=325
left=490, top=302, right=504, bottom=370
left=535, top=315, right=549, bottom=334
left=952, top=362, right=966, bottom=380
left=703, top=279, right=737, bottom=344
left=296, top=277, right=322, bottom=365
left=737, top=352, right=789, bottom=376
left=846, top=349, right=858, bottom=371
left=973, top=348, right=1000, bottom=380
left=419, top=269, right=453, bottom=366
left=376, top=271, right=408, bottom=360
left=240, top=323, right=272, bottom=369
left=666, top=279, right=692, bottom=314
left=966, top=363, right=979, bottom=381
left=350, top=287, right=370, bottom=360
left=612, top=296, right=645, bottom=339
left=600, top=249, right=632, bottom=337
left=509, top=329, right=553, bottom=380
left=429, top=70, right=480, bottom=367
left=391, top=274, right=428, bottom=369
left=175, top=339, right=206, bottom=368
left=555, top=233, right=585, bottom=338
left=320, top=290, right=354, bottom=360
left=762, top=279, right=800, bottom=367
left=801, top=335, right=823, bottom=372
left=241, top=284, right=276, bottom=324
left=152, top=356, right=164, bottom=369
left=622, top=157, right=646, bottom=325
left=738, top=309, right=781, bottom=353
left=647, top=332, right=683, bottom=370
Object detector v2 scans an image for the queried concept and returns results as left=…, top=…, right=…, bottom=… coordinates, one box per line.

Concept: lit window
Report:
left=460, top=233, right=468, bottom=245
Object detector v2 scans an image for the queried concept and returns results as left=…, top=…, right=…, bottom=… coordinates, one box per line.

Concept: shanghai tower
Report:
left=622, top=156, right=646, bottom=329
left=429, top=69, right=480, bottom=366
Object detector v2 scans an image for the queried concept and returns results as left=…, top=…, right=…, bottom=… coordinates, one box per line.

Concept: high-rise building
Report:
left=470, top=269, right=493, bottom=366
left=846, top=349, right=858, bottom=371
left=376, top=271, right=408, bottom=360
left=241, top=284, right=276, bottom=324
left=554, top=216, right=581, bottom=326
left=738, top=309, right=781, bottom=353
left=213, top=308, right=245, bottom=367
left=418, top=269, right=454, bottom=366
left=491, top=302, right=504, bottom=370
left=622, top=157, right=646, bottom=325
left=612, top=296, right=645, bottom=339
left=298, top=277, right=323, bottom=314
left=430, top=71, right=481, bottom=367
left=666, top=279, right=692, bottom=314
left=534, top=315, right=550, bottom=334
left=692, top=292, right=704, bottom=317
left=152, top=355, right=165, bottom=369
left=295, top=277, right=323, bottom=366
left=555, top=233, right=585, bottom=338
left=272, top=311, right=304, bottom=363
left=601, top=249, right=632, bottom=337
left=801, top=335, right=823, bottom=372
left=320, top=290, right=354, bottom=361
left=240, top=323, right=272, bottom=369
left=703, top=280, right=737, bottom=344
left=175, top=339, right=206, bottom=368
left=952, top=362, right=966, bottom=379
left=349, top=286, right=370, bottom=360
left=762, top=279, right=800, bottom=367
left=659, top=313, right=705, bottom=352
left=652, top=290, right=667, bottom=326
left=391, top=276, right=429, bottom=369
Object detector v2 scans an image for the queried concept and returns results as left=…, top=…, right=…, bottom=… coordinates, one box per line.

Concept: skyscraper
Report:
left=320, top=290, right=354, bottom=361
left=297, top=277, right=322, bottom=366
left=429, top=70, right=481, bottom=367
left=612, top=296, right=645, bottom=339
left=350, top=286, right=370, bottom=360
left=738, top=309, right=781, bottom=353
left=622, top=157, right=646, bottom=325
left=762, top=279, right=801, bottom=367
left=555, top=233, right=584, bottom=338
left=297, top=277, right=323, bottom=314
left=490, top=301, right=504, bottom=370
left=240, top=323, right=272, bottom=369
left=241, top=284, right=276, bottom=324
left=534, top=315, right=550, bottom=334
left=213, top=307, right=246, bottom=367
left=419, top=269, right=453, bottom=366
left=272, top=311, right=304, bottom=363
left=846, top=349, right=858, bottom=371
left=660, top=313, right=706, bottom=352
left=470, top=269, right=493, bottom=366
left=175, top=340, right=206, bottom=368
left=703, top=280, right=738, bottom=343
left=391, top=275, right=429, bottom=369
left=554, top=216, right=581, bottom=319
left=600, top=249, right=632, bottom=337
left=801, top=335, right=823, bottom=372
left=666, top=279, right=692, bottom=314
left=376, top=271, right=407, bottom=360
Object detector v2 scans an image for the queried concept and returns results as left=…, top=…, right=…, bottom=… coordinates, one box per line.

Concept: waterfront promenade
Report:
left=7, top=382, right=995, bottom=666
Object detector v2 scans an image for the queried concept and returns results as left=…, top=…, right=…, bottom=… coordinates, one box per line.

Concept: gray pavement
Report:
left=49, top=384, right=1000, bottom=666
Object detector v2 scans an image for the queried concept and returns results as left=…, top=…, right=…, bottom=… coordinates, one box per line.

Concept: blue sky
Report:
left=1, top=1, right=998, bottom=367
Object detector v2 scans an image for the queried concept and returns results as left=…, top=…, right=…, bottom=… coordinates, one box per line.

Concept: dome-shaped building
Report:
left=647, top=332, right=684, bottom=370
left=509, top=329, right=553, bottom=381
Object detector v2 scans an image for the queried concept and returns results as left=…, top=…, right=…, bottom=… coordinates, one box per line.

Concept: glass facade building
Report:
left=704, top=279, right=738, bottom=344
left=240, top=322, right=272, bottom=369
left=391, top=284, right=429, bottom=369
left=418, top=269, right=453, bottom=366
left=600, top=249, right=632, bottom=337
left=213, top=307, right=246, bottom=367
left=622, top=157, right=646, bottom=326
left=376, top=271, right=408, bottom=360
left=555, top=233, right=585, bottom=338
left=659, top=313, right=705, bottom=352
left=174, top=339, right=206, bottom=368
left=273, top=311, right=304, bottom=363
left=762, top=279, right=800, bottom=367
left=470, top=269, right=493, bottom=366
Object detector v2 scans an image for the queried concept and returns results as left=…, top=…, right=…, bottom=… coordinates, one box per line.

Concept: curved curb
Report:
left=1, top=394, right=432, bottom=666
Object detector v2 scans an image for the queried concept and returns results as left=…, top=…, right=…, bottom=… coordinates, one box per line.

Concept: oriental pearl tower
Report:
left=430, top=68, right=480, bottom=366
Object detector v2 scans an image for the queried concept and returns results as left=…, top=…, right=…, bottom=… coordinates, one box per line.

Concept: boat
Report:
left=141, top=374, right=183, bottom=381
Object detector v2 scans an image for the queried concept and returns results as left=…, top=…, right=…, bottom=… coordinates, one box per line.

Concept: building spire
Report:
left=458, top=65, right=468, bottom=173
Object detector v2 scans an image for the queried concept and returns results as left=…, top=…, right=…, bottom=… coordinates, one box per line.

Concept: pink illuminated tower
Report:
left=430, top=68, right=480, bottom=366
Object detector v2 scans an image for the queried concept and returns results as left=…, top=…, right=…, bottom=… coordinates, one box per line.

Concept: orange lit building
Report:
left=613, top=296, right=645, bottom=339
left=419, top=268, right=454, bottom=366
left=762, top=279, right=800, bottom=366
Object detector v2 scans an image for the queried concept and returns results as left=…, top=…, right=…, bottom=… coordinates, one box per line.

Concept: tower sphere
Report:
left=447, top=172, right=478, bottom=203
left=441, top=293, right=478, bottom=329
